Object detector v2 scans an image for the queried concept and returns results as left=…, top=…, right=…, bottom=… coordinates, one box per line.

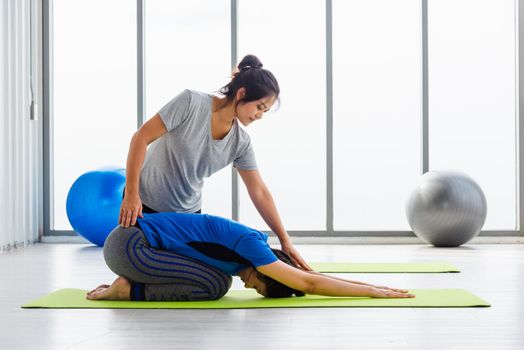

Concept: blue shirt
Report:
left=137, top=212, right=277, bottom=275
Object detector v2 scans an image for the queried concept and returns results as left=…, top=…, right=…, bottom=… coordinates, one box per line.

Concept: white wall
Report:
left=0, top=0, right=43, bottom=251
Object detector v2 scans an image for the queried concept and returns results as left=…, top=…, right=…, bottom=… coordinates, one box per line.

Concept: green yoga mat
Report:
left=310, top=262, right=460, bottom=273
left=22, top=288, right=489, bottom=309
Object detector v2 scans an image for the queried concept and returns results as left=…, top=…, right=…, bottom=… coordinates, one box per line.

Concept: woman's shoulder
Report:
left=168, top=89, right=211, bottom=108
left=183, top=89, right=212, bottom=104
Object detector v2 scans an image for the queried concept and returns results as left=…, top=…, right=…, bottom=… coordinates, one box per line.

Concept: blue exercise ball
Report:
left=66, top=168, right=126, bottom=246
left=406, top=170, right=487, bottom=247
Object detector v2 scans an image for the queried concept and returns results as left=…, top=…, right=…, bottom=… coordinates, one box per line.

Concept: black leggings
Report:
left=141, top=203, right=201, bottom=215
left=103, top=226, right=232, bottom=301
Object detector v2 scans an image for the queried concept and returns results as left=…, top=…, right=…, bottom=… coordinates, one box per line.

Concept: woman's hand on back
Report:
left=281, top=242, right=313, bottom=271
left=119, top=193, right=144, bottom=228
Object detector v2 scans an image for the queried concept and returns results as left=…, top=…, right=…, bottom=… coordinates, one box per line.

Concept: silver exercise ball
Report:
left=406, top=171, right=487, bottom=247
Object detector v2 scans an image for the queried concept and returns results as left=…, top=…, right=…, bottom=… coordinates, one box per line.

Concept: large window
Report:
left=48, top=0, right=519, bottom=235
left=238, top=0, right=326, bottom=230
left=145, top=0, right=231, bottom=217
left=52, top=0, right=136, bottom=230
left=333, top=0, right=421, bottom=231
left=428, top=0, right=516, bottom=230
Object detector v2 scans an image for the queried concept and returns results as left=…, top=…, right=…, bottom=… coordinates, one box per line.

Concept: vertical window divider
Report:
left=43, top=0, right=51, bottom=236
left=137, top=0, right=145, bottom=129
left=231, top=0, right=239, bottom=221
left=517, top=0, right=523, bottom=234
left=326, top=0, right=334, bottom=234
left=421, top=0, right=429, bottom=174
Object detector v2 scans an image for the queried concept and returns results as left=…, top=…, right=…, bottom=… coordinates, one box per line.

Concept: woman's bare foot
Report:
left=87, top=284, right=110, bottom=295
left=86, top=276, right=132, bottom=301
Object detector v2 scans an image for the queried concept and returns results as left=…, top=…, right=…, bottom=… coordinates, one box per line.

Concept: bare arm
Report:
left=119, top=114, right=168, bottom=227
left=257, top=261, right=414, bottom=298
left=304, top=270, right=408, bottom=293
left=237, top=169, right=312, bottom=270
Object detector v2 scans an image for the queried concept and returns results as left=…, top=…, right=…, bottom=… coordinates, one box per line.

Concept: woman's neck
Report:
left=212, top=96, right=236, bottom=125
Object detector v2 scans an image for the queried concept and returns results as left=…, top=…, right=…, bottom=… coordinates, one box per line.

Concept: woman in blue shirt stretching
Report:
left=87, top=213, right=414, bottom=301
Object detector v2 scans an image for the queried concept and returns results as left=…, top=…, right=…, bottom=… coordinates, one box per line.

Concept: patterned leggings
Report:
left=103, top=226, right=232, bottom=301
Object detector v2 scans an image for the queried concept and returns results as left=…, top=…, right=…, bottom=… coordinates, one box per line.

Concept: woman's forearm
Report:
left=125, top=133, right=148, bottom=196
left=307, top=273, right=374, bottom=297
left=249, top=188, right=291, bottom=245
left=307, top=270, right=373, bottom=287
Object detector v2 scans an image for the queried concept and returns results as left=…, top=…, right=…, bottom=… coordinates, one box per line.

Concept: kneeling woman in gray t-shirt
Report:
left=119, top=54, right=310, bottom=270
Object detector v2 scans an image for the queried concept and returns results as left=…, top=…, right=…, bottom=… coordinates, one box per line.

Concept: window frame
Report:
left=42, top=0, right=523, bottom=238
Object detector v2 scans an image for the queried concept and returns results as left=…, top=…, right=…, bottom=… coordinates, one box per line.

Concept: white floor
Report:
left=1, top=242, right=523, bottom=350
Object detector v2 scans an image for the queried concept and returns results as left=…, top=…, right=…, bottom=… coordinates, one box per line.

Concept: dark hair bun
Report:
left=220, top=54, right=279, bottom=103
left=238, top=54, right=263, bottom=71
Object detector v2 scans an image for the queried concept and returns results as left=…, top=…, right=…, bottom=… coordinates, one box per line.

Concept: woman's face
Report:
left=240, top=267, right=267, bottom=296
left=235, top=88, right=277, bottom=127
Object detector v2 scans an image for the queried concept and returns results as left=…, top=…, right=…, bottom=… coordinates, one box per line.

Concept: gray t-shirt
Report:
left=139, top=89, right=258, bottom=213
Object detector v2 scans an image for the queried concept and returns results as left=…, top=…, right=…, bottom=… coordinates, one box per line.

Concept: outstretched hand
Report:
left=369, top=286, right=415, bottom=298
left=281, top=242, right=313, bottom=271
left=372, top=285, right=410, bottom=293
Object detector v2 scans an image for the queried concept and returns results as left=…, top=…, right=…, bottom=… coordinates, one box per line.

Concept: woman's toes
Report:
left=89, top=287, right=105, bottom=295
left=88, top=284, right=110, bottom=295
left=87, top=286, right=111, bottom=300
left=86, top=277, right=132, bottom=301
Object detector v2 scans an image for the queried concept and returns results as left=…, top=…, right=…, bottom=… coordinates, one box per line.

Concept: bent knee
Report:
left=103, top=225, right=142, bottom=275
left=211, top=274, right=233, bottom=300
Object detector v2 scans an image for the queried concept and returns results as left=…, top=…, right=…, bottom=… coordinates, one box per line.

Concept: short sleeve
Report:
left=234, top=141, right=258, bottom=170
left=157, top=89, right=192, bottom=131
left=235, top=231, right=278, bottom=267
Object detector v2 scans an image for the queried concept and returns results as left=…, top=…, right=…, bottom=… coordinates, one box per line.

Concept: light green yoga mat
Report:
left=22, top=288, right=489, bottom=309
left=310, top=262, right=460, bottom=273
